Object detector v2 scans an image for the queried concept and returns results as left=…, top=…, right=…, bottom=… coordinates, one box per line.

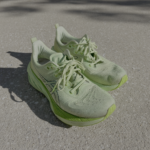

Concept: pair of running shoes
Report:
left=27, top=24, right=128, bottom=127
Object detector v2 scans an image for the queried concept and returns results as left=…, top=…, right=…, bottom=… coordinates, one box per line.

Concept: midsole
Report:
left=56, top=115, right=104, bottom=127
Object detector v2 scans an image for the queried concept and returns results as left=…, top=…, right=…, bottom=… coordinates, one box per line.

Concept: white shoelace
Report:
left=72, top=37, right=103, bottom=64
left=51, top=59, right=85, bottom=94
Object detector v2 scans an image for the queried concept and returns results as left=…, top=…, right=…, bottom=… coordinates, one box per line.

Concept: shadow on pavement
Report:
left=38, top=0, right=150, bottom=8
left=0, top=5, right=41, bottom=15
left=63, top=8, right=150, bottom=23
left=0, top=51, right=71, bottom=128
left=0, top=0, right=150, bottom=23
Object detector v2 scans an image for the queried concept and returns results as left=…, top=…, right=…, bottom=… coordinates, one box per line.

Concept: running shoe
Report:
left=53, top=24, right=128, bottom=91
left=27, top=37, right=116, bottom=126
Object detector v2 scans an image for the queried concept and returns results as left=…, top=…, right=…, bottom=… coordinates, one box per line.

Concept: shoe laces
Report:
left=72, top=36, right=103, bottom=65
left=51, top=59, right=85, bottom=94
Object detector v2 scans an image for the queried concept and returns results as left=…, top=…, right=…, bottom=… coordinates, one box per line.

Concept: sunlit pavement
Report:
left=0, top=1, right=150, bottom=150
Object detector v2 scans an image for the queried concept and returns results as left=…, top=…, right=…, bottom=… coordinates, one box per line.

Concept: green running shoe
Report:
left=53, top=24, right=128, bottom=91
left=27, top=37, right=116, bottom=127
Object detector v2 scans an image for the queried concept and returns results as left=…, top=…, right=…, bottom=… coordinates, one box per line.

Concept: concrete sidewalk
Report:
left=0, top=0, right=150, bottom=150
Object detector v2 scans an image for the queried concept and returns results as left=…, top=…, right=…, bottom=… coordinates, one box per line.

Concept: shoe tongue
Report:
left=80, top=34, right=88, bottom=42
left=63, top=49, right=73, bottom=59
left=79, top=35, right=96, bottom=62
left=82, top=34, right=88, bottom=38
left=67, top=35, right=87, bottom=45
left=70, top=72, right=83, bottom=84
left=49, top=53, right=68, bottom=65
left=67, top=40, right=78, bottom=45
left=50, top=53, right=83, bottom=86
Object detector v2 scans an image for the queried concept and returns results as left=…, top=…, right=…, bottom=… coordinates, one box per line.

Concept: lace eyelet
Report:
left=51, top=64, right=55, bottom=69
left=68, top=45, right=72, bottom=48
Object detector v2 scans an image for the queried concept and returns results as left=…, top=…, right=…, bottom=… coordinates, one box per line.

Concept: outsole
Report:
left=27, top=63, right=116, bottom=127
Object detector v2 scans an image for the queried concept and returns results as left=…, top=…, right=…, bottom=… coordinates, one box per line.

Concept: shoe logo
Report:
left=37, top=73, right=60, bottom=104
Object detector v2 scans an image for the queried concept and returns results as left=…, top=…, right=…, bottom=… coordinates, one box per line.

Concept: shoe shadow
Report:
left=0, top=51, right=71, bottom=128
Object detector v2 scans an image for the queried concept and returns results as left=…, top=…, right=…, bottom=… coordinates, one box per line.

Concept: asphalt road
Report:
left=0, top=0, right=150, bottom=150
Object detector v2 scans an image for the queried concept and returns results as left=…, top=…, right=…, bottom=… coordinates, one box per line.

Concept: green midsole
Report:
left=27, top=62, right=116, bottom=126
left=27, top=63, right=105, bottom=121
